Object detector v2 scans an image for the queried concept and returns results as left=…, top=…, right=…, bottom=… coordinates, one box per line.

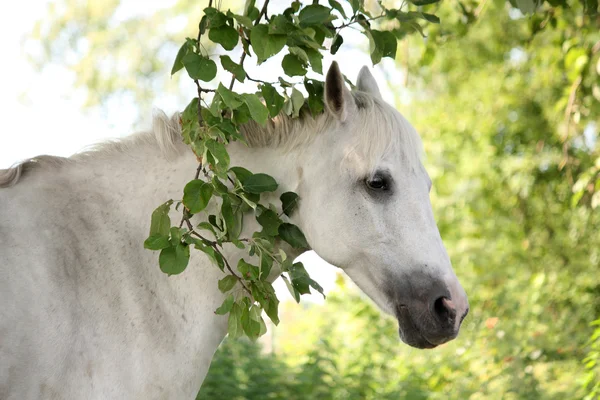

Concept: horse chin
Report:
left=396, top=305, right=438, bottom=349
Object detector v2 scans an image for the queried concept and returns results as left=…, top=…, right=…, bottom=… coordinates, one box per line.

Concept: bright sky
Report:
left=0, top=0, right=405, bottom=302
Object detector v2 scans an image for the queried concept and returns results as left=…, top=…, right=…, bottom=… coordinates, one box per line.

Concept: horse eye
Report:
left=366, top=175, right=389, bottom=191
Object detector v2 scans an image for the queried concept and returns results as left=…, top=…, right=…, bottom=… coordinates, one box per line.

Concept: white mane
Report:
left=0, top=92, right=422, bottom=188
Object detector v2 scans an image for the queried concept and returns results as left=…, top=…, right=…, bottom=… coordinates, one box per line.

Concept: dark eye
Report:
left=366, top=174, right=390, bottom=191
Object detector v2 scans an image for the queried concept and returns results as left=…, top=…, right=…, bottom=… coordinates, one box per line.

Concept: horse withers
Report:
left=0, top=63, right=468, bottom=399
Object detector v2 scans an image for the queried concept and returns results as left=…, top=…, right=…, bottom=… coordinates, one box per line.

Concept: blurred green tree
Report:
left=29, top=0, right=599, bottom=398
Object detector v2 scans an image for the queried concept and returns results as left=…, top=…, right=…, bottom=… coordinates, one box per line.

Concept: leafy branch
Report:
left=145, top=0, right=442, bottom=340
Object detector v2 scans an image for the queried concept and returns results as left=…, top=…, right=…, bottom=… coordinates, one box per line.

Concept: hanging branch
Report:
left=145, top=0, right=443, bottom=340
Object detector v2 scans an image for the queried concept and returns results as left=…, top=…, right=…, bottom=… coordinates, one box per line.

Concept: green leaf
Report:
left=289, top=263, right=311, bottom=294
left=290, top=262, right=324, bottom=296
left=299, top=5, right=332, bottom=27
left=241, top=93, right=269, bottom=125
left=233, top=103, right=252, bottom=125
left=283, top=99, right=293, bottom=116
left=230, top=12, right=253, bottom=28
left=159, top=243, right=190, bottom=275
left=371, top=30, right=397, bottom=62
left=265, top=294, right=280, bottom=324
left=209, top=214, right=223, bottom=232
left=269, top=15, right=291, bottom=35
left=261, top=84, right=285, bottom=117
left=199, top=15, right=208, bottom=35
left=182, top=53, right=217, bottom=82
left=218, top=275, right=238, bottom=292
left=250, top=24, right=287, bottom=63
left=215, top=294, right=234, bottom=315
left=408, top=21, right=426, bottom=38
left=149, top=200, right=173, bottom=237
left=253, top=307, right=267, bottom=337
left=171, top=41, right=191, bottom=76
left=260, top=252, right=274, bottom=280
left=420, top=12, right=440, bottom=23
left=280, top=191, right=300, bottom=217
left=291, top=88, right=304, bottom=118
left=256, top=207, right=282, bottom=236
left=183, top=180, right=213, bottom=213
left=221, top=195, right=237, bottom=240
left=305, top=79, right=324, bottom=115
left=238, top=258, right=259, bottom=280
left=144, top=233, right=171, bottom=250
left=289, top=46, right=309, bottom=63
left=348, top=0, right=363, bottom=13
left=282, top=53, right=307, bottom=77
left=214, top=120, right=243, bottom=142
left=211, top=176, right=229, bottom=195
left=304, top=47, right=323, bottom=74
left=227, top=302, right=243, bottom=338
left=217, top=83, right=244, bottom=109
left=242, top=304, right=262, bottom=339
left=220, top=55, right=246, bottom=83
left=242, top=173, right=279, bottom=193
left=278, top=223, right=309, bottom=249
left=169, top=226, right=185, bottom=246
left=396, top=11, right=440, bottom=24
left=247, top=6, right=260, bottom=21
left=282, top=274, right=301, bottom=302
left=204, top=7, right=227, bottom=28
left=331, top=33, right=343, bottom=55
left=328, top=0, right=347, bottom=18
left=206, top=139, right=230, bottom=170
left=197, top=221, right=218, bottom=238
left=197, top=243, right=225, bottom=271
left=181, top=97, right=199, bottom=144
left=209, top=25, right=239, bottom=50
left=229, top=166, right=253, bottom=183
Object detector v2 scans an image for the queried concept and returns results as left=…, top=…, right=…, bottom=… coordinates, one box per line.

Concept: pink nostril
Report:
left=433, top=297, right=457, bottom=324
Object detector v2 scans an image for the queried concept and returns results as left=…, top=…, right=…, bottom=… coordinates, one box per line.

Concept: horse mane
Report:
left=0, top=111, right=183, bottom=188
left=0, top=92, right=422, bottom=188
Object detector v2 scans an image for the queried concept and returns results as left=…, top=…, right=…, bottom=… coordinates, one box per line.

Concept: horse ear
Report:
left=325, top=62, right=355, bottom=122
left=357, top=66, right=382, bottom=99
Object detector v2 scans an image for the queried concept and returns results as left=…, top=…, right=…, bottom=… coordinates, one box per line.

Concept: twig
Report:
left=229, top=53, right=247, bottom=90
left=221, top=252, right=252, bottom=295
left=336, top=14, right=384, bottom=30
left=246, top=73, right=278, bottom=85
left=195, top=82, right=216, bottom=93
left=228, top=0, right=271, bottom=90
left=184, top=225, right=253, bottom=296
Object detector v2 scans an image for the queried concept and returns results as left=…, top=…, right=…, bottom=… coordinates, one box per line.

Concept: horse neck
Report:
left=69, top=137, right=306, bottom=387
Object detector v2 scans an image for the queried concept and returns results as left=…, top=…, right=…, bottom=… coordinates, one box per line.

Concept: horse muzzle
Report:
left=395, top=300, right=469, bottom=349
left=390, top=272, right=469, bottom=349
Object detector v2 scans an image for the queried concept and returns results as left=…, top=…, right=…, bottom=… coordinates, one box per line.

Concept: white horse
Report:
left=0, top=63, right=468, bottom=399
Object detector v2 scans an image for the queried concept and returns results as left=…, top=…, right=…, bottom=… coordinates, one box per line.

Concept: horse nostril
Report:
left=432, top=297, right=457, bottom=324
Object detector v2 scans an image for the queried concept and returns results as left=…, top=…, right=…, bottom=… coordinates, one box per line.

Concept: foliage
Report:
left=583, top=319, right=600, bottom=399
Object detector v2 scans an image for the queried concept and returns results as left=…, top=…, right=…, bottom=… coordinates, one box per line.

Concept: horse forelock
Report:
left=241, top=91, right=422, bottom=169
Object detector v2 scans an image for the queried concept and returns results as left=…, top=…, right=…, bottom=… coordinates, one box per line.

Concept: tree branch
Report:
left=335, top=14, right=384, bottom=30
left=228, top=0, right=271, bottom=90
left=184, top=221, right=253, bottom=297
